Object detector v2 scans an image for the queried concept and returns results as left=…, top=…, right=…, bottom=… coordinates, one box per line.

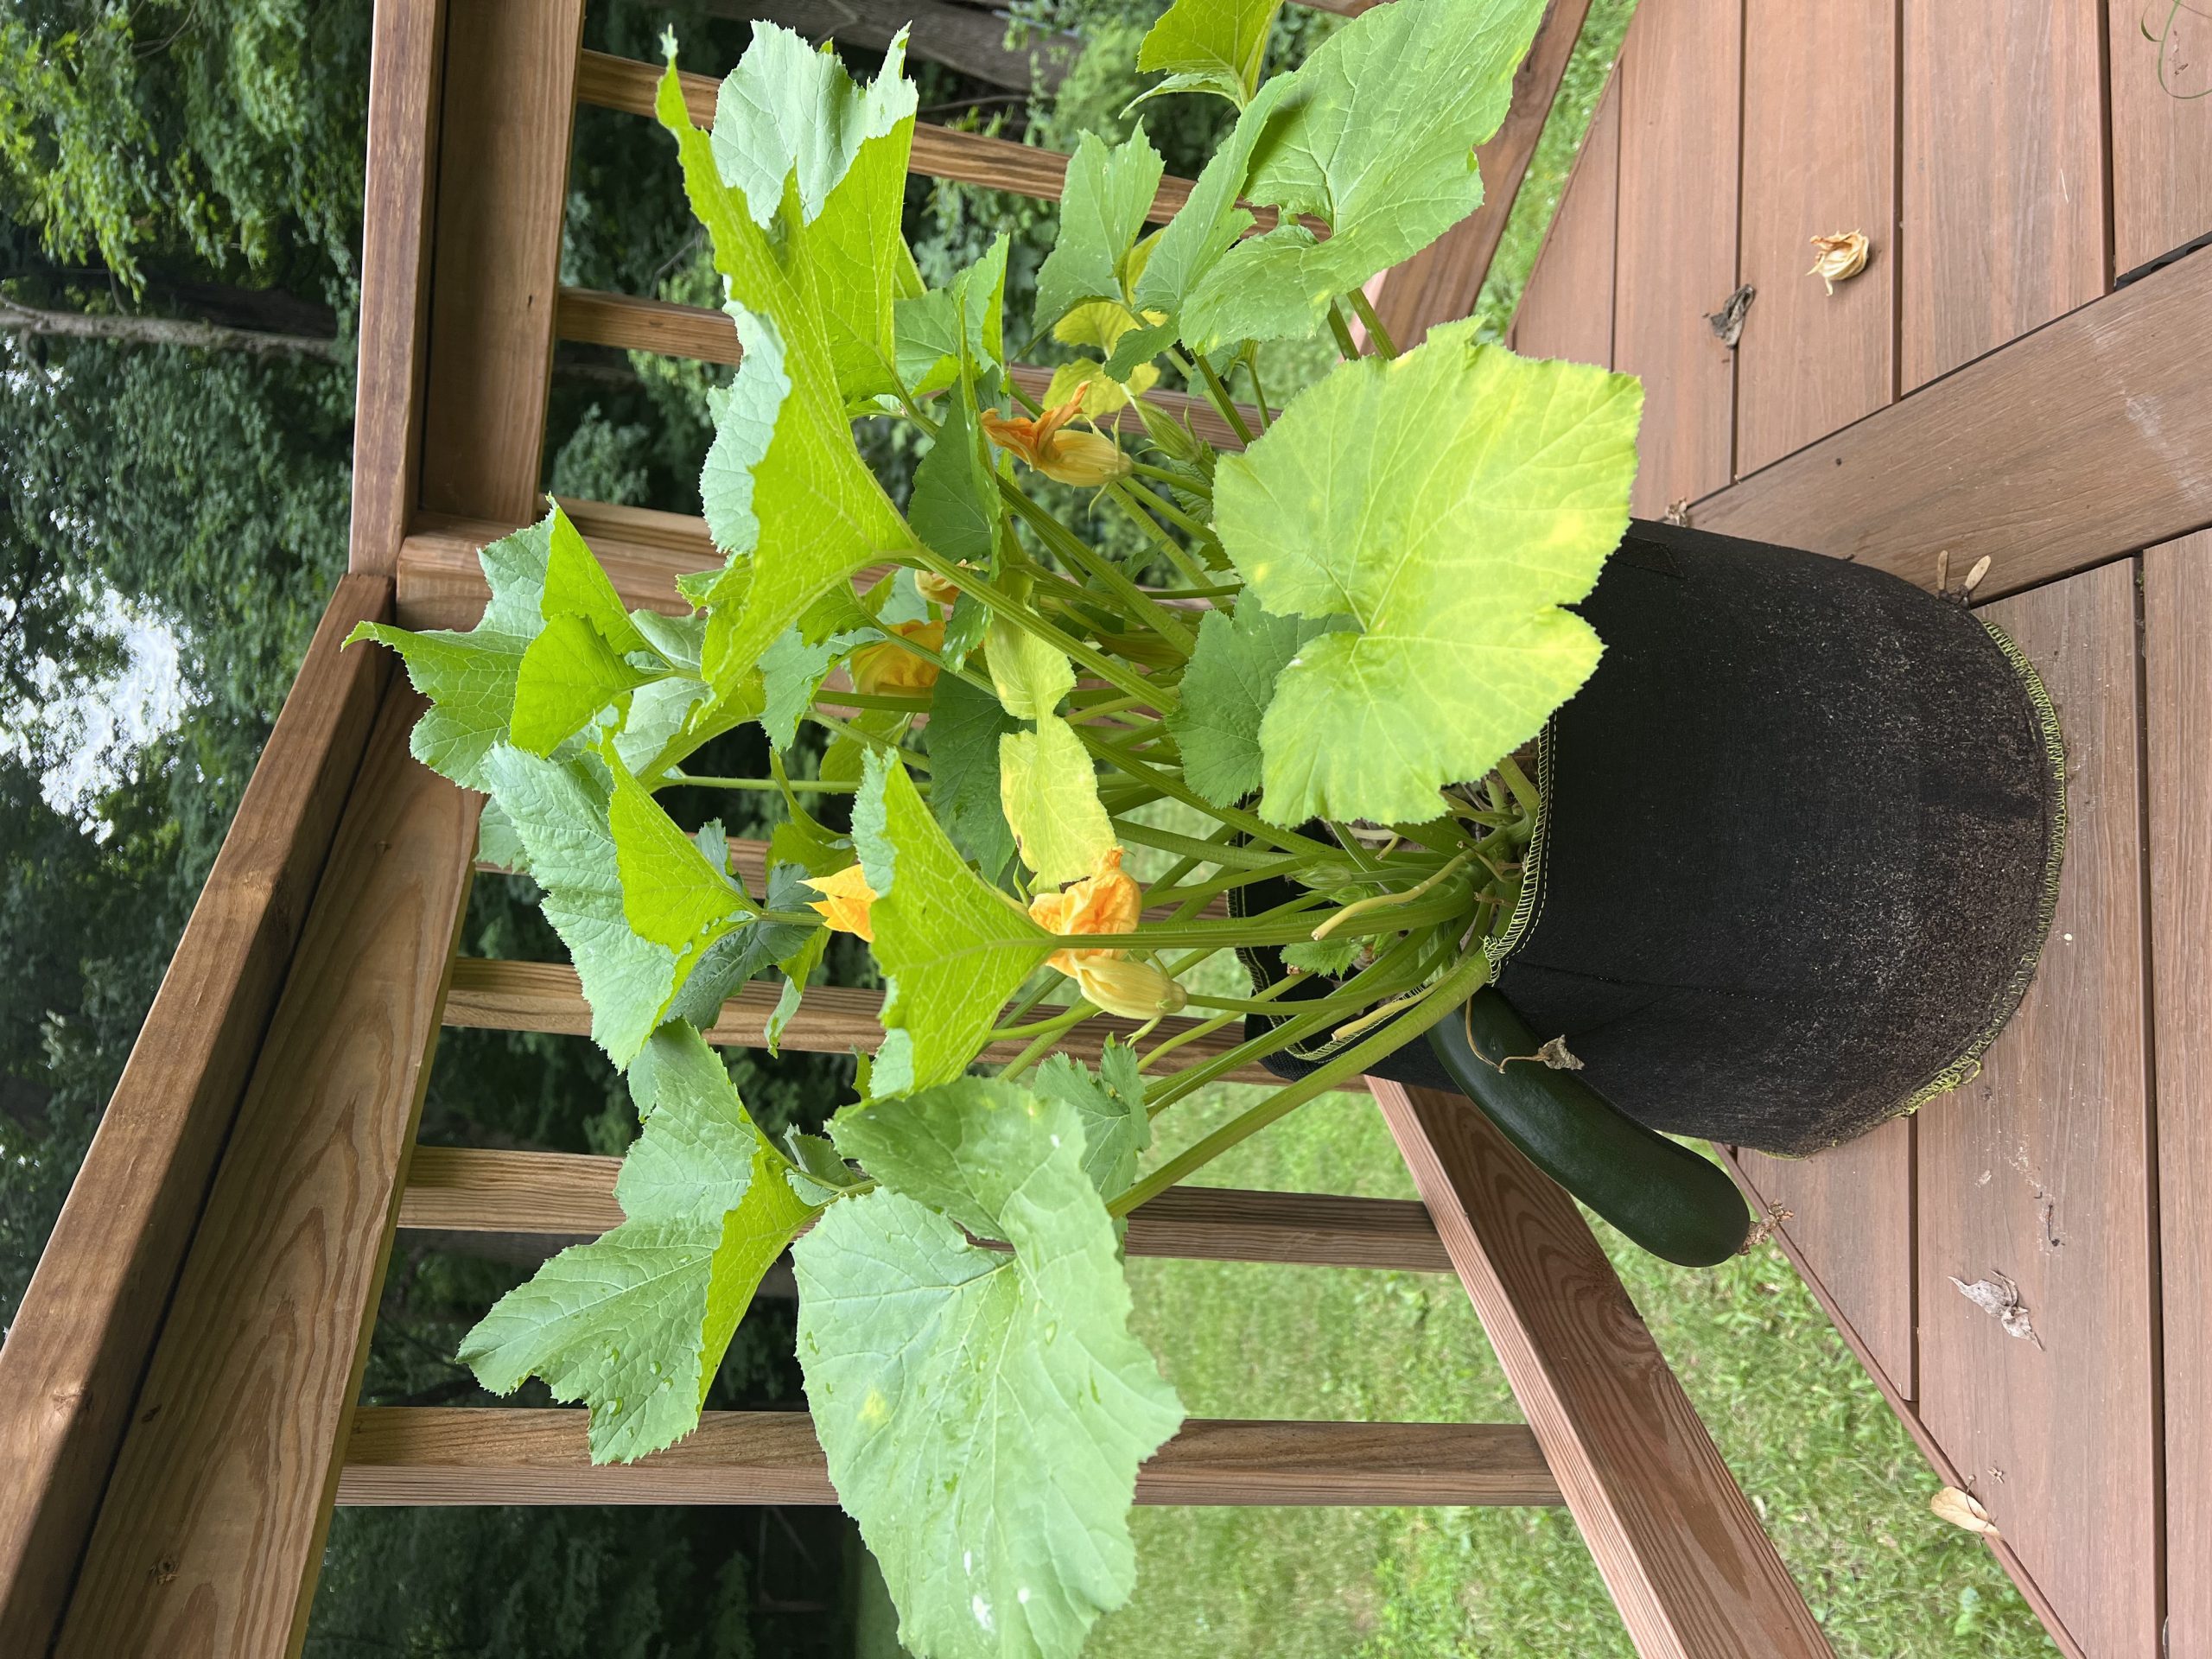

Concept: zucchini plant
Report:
left=350, top=0, right=1705, bottom=1652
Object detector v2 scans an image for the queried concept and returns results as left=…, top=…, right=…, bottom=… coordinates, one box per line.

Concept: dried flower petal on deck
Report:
left=1930, top=1485, right=2001, bottom=1538
left=1807, top=231, right=1871, bottom=294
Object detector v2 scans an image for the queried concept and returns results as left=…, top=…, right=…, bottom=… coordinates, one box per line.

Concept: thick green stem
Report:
left=1346, top=287, right=1399, bottom=359
left=906, top=541, right=1167, bottom=708
left=1327, top=301, right=1363, bottom=363
left=1109, top=950, right=1494, bottom=1217
left=999, top=480, right=1195, bottom=655
left=1192, top=354, right=1256, bottom=447
left=672, top=773, right=865, bottom=793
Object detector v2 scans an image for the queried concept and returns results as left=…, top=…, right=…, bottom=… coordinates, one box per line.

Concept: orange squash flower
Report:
left=806, top=862, right=879, bottom=943
left=980, top=385, right=1131, bottom=486
left=850, top=619, right=945, bottom=697
left=1027, top=847, right=1142, bottom=976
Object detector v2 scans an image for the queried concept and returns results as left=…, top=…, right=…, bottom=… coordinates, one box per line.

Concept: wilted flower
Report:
left=806, top=862, right=879, bottom=942
left=1028, top=847, right=1142, bottom=976
left=1807, top=231, right=1870, bottom=295
left=981, top=386, right=1132, bottom=486
left=1071, top=956, right=1187, bottom=1020
left=850, top=619, right=945, bottom=696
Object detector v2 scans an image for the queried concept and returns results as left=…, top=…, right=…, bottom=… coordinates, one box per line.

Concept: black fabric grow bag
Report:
left=1241, top=521, right=2066, bottom=1158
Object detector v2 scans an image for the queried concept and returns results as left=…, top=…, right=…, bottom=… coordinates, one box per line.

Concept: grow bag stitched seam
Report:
left=1890, top=615, right=2070, bottom=1122
left=1484, top=720, right=1554, bottom=971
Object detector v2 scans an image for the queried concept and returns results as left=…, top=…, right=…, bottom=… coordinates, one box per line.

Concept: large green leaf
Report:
left=480, top=747, right=677, bottom=1065
left=925, top=672, right=1020, bottom=884
left=1177, top=0, right=1547, bottom=352
left=895, top=235, right=1009, bottom=400
left=661, top=54, right=913, bottom=696
left=909, top=391, right=999, bottom=567
left=852, top=751, right=1051, bottom=1093
left=999, top=715, right=1114, bottom=887
left=510, top=613, right=660, bottom=756
left=1033, top=1041, right=1149, bottom=1200
left=461, top=1026, right=817, bottom=1462
left=1215, top=325, right=1641, bottom=824
left=709, top=22, right=921, bottom=399
left=1134, top=0, right=1285, bottom=107
left=608, top=761, right=748, bottom=977
left=1031, top=130, right=1163, bottom=335
left=795, top=1080, right=1184, bottom=1659
left=1166, top=599, right=1337, bottom=807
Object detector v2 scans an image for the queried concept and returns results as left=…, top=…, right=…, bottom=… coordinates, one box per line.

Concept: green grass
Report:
left=1074, top=1082, right=2061, bottom=1658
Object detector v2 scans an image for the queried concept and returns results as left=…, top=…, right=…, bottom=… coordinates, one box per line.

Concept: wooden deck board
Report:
left=2145, top=531, right=2212, bottom=1658
left=1508, top=75, right=1618, bottom=366
left=1612, top=0, right=1741, bottom=515
left=1898, top=0, right=2107, bottom=388
left=2107, top=3, right=2212, bottom=280
left=1510, top=9, right=2201, bottom=1649
left=1914, top=565, right=2158, bottom=1659
left=1732, top=0, right=1894, bottom=475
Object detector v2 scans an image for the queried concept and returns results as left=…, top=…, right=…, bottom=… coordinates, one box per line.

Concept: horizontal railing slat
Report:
left=398, top=1145, right=1452, bottom=1271
left=339, top=1408, right=1559, bottom=1506
left=442, top=958, right=1280, bottom=1084
left=552, top=285, right=1255, bottom=449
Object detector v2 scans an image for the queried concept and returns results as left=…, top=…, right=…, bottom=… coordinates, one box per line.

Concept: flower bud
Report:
left=915, top=569, right=963, bottom=607
left=1073, top=957, right=1187, bottom=1020
left=1034, top=429, right=1133, bottom=487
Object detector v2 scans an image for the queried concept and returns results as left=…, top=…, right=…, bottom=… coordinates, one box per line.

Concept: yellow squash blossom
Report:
left=850, top=618, right=944, bottom=697
left=980, top=385, right=1131, bottom=486
left=1027, top=847, right=1142, bottom=976
left=806, top=862, right=879, bottom=942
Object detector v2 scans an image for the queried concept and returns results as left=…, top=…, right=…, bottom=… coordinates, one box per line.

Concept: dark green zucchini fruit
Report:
left=1425, top=989, right=1753, bottom=1268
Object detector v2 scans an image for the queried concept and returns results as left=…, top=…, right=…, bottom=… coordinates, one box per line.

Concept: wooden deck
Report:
left=1512, top=7, right=2212, bottom=1656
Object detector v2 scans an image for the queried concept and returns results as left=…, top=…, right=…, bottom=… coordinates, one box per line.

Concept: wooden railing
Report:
left=0, top=5, right=1836, bottom=1657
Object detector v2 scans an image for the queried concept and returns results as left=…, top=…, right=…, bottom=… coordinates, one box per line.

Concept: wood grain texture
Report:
left=0, top=577, right=392, bottom=1656
left=2109, top=3, right=2212, bottom=279
left=397, top=509, right=714, bottom=627
left=416, top=0, right=585, bottom=523
left=551, top=285, right=1254, bottom=449
left=338, top=1408, right=1560, bottom=1507
left=1916, top=563, right=2158, bottom=1659
left=1695, top=245, right=2212, bottom=601
left=1613, top=0, right=1743, bottom=513
left=442, top=957, right=1280, bottom=1085
left=56, top=689, right=480, bottom=1658
left=347, top=0, right=444, bottom=576
left=1370, top=0, right=1592, bottom=349
left=2143, top=532, right=2210, bottom=1659
left=397, top=1145, right=1452, bottom=1271
left=1898, top=0, right=2107, bottom=389
left=709, top=0, right=1078, bottom=92
left=1509, top=74, right=1618, bottom=364
left=1732, top=0, right=1894, bottom=474
left=1731, top=1121, right=1916, bottom=1402
left=1370, top=1080, right=1832, bottom=1659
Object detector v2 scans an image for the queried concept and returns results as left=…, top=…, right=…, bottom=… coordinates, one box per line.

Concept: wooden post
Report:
left=0, top=577, right=392, bottom=1656
left=55, top=691, right=480, bottom=1658
left=1370, top=1080, right=1834, bottom=1659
